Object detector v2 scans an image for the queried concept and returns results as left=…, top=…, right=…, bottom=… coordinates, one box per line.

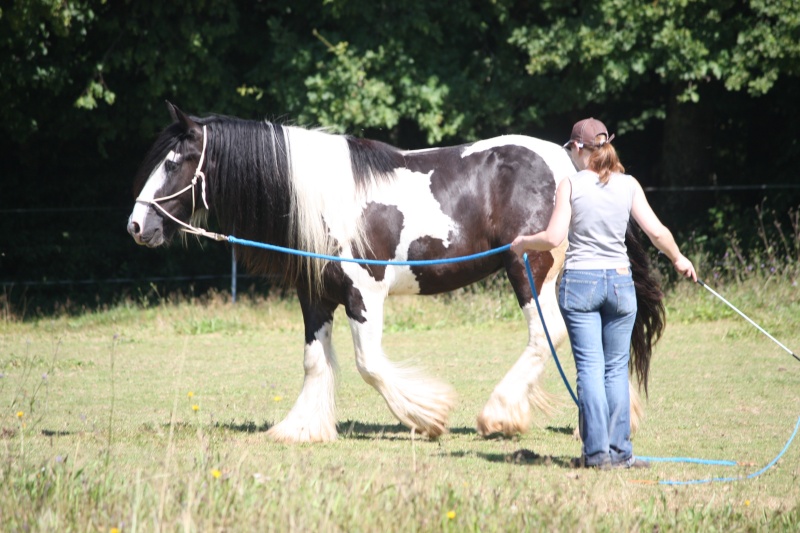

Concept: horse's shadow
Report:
left=213, top=419, right=575, bottom=442
left=472, top=449, right=576, bottom=469
left=337, top=420, right=479, bottom=440
left=212, top=420, right=488, bottom=438
left=38, top=420, right=578, bottom=467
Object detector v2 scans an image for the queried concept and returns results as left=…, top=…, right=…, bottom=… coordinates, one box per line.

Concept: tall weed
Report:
left=662, top=200, right=800, bottom=289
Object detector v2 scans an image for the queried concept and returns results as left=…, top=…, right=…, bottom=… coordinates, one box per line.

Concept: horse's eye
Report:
left=164, top=160, right=179, bottom=173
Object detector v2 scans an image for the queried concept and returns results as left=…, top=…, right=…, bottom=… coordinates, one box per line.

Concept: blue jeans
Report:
left=558, top=268, right=637, bottom=467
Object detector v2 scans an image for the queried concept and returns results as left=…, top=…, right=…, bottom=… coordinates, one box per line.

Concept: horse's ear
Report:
left=166, top=101, right=180, bottom=123
left=165, top=101, right=201, bottom=138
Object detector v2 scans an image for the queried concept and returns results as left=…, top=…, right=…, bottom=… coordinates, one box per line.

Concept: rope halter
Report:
left=135, top=125, right=227, bottom=241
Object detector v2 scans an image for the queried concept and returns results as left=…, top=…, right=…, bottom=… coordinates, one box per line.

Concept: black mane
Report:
left=345, top=136, right=405, bottom=191
left=191, top=115, right=292, bottom=282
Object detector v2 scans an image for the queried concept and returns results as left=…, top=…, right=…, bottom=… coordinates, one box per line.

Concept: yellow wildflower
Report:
left=447, top=510, right=456, bottom=520
left=16, top=411, right=23, bottom=419
left=211, top=469, right=222, bottom=479
left=187, top=391, right=194, bottom=398
left=192, top=404, right=199, bottom=412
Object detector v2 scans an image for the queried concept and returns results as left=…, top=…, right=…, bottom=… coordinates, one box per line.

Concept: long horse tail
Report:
left=626, top=222, right=666, bottom=397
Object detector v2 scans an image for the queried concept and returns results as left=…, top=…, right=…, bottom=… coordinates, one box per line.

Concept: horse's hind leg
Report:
left=347, top=286, right=456, bottom=438
left=477, top=279, right=567, bottom=437
left=267, top=293, right=339, bottom=443
left=629, top=380, right=644, bottom=434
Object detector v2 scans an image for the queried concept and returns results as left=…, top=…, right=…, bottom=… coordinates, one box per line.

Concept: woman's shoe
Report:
left=614, top=456, right=650, bottom=469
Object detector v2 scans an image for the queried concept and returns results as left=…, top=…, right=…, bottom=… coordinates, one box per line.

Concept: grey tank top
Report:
left=564, top=170, right=636, bottom=270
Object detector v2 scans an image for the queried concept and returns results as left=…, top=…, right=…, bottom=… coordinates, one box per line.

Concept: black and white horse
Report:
left=127, top=103, right=663, bottom=443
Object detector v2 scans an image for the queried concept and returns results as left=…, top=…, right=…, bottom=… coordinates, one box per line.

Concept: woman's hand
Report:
left=673, top=254, right=697, bottom=282
left=510, top=235, right=528, bottom=258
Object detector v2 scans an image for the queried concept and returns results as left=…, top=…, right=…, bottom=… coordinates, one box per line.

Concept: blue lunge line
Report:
left=227, top=236, right=511, bottom=266
left=636, top=456, right=737, bottom=466
left=653, top=414, right=800, bottom=486
left=225, top=234, right=797, bottom=483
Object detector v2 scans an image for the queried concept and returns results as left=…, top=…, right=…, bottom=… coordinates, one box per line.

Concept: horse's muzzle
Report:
left=127, top=215, right=164, bottom=247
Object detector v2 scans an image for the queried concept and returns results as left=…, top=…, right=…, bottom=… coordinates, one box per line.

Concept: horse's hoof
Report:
left=266, top=422, right=338, bottom=443
left=476, top=412, right=527, bottom=438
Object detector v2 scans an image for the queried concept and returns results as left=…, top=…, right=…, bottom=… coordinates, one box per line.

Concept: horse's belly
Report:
left=386, top=258, right=501, bottom=296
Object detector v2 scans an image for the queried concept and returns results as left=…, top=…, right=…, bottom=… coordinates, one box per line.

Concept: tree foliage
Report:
left=1, top=0, right=799, bottom=300
left=2, top=0, right=799, bottom=153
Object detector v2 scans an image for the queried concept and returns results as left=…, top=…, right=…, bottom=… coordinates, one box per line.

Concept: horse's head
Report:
left=127, top=102, right=209, bottom=247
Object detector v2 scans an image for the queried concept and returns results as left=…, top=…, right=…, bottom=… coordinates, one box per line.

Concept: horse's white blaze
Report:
left=128, top=151, right=178, bottom=230
left=267, top=321, right=339, bottom=443
left=347, top=284, right=455, bottom=437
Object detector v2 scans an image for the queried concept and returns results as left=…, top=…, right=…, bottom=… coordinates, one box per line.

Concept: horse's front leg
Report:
left=477, top=252, right=568, bottom=437
left=346, top=283, right=456, bottom=438
left=266, top=292, right=339, bottom=443
left=477, top=300, right=568, bottom=437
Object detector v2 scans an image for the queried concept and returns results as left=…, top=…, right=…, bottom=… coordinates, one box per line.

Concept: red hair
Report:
left=586, top=134, right=624, bottom=184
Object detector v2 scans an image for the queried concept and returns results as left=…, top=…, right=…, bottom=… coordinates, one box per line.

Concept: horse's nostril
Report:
left=129, top=221, right=141, bottom=235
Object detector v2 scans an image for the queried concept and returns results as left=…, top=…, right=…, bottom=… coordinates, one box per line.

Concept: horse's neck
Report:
left=281, top=125, right=369, bottom=253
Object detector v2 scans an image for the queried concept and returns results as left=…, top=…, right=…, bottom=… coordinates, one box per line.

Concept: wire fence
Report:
left=2, top=183, right=800, bottom=304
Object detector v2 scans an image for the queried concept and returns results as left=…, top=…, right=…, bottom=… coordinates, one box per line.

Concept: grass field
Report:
left=1, top=279, right=799, bottom=531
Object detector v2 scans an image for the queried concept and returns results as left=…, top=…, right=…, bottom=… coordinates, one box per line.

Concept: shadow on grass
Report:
left=475, top=449, right=576, bottom=469
left=194, top=419, right=467, bottom=439
left=336, top=421, right=483, bottom=440
left=136, top=419, right=574, bottom=444
left=41, top=429, right=77, bottom=437
left=337, top=420, right=452, bottom=440
left=546, top=424, right=576, bottom=436
left=215, top=420, right=272, bottom=433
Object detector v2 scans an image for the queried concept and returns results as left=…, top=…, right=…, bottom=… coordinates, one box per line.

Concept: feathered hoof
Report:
left=381, top=373, right=456, bottom=440
left=476, top=400, right=531, bottom=438
left=412, top=421, right=448, bottom=440
left=266, top=419, right=338, bottom=444
left=400, top=388, right=456, bottom=440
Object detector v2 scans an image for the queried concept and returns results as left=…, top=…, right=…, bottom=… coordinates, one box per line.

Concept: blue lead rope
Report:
left=653, top=414, right=800, bottom=485
left=224, top=235, right=797, bottom=483
left=228, top=235, right=511, bottom=266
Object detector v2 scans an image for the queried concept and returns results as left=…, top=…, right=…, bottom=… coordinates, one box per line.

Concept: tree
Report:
left=2, top=0, right=799, bottom=301
left=504, top=0, right=800, bottom=185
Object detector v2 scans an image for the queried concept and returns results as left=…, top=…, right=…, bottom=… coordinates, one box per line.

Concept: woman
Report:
left=511, top=118, right=696, bottom=469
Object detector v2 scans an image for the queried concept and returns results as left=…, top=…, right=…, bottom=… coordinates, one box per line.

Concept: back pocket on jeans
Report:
left=613, top=281, right=636, bottom=315
left=559, top=278, right=599, bottom=312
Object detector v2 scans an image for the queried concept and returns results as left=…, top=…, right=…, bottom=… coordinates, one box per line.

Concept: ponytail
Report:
left=587, top=134, right=624, bottom=184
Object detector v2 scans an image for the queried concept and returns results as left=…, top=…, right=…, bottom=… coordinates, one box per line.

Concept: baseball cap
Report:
left=564, top=118, right=615, bottom=148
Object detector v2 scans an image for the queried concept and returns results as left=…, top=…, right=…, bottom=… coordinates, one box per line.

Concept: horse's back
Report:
left=355, top=135, right=573, bottom=295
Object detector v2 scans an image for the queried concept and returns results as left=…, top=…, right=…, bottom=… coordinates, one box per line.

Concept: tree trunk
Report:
left=659, top=84, right=714, bottom=188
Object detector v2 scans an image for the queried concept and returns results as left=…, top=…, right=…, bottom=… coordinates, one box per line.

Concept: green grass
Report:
left=1, top=281, right=799, bottom=531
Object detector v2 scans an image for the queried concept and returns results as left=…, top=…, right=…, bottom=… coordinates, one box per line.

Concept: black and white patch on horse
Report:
left=128, top=103, right=658, bottom=443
